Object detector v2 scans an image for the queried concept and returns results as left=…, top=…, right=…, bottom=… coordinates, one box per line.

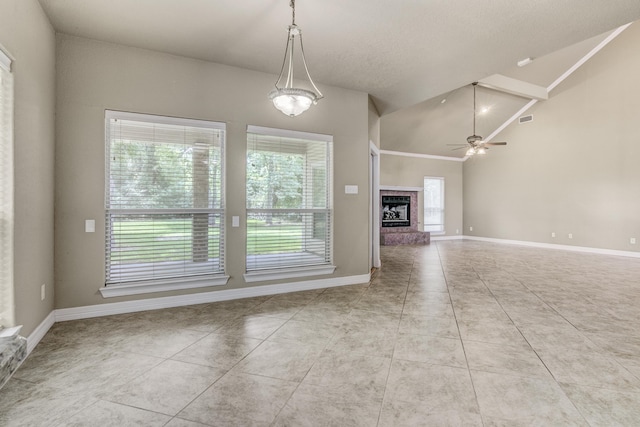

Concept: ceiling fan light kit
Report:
left=458, top=82, right=507, bottom=157
left=269, top=0, right=323, bottom=117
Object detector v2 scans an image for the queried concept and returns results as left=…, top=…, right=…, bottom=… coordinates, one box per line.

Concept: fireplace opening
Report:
left=382, top=195, right=411, bottom=227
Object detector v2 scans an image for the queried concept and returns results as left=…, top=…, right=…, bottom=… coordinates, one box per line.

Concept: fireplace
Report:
left=381, top=195, right=411, bottom=227
left=380, top=190, right=430, bottom=246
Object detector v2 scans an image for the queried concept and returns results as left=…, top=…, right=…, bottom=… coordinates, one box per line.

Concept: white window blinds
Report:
left=246, top=126, right=333, bottom=272
left=0, top=49, right=14, bottom=327
left=424, top=176, right=445, bottom=233
left=105, top=111, right=225, bottom=286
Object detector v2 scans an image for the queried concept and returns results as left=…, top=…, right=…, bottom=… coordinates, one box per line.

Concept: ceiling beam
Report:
left=478, top=74, right=549, bottom=101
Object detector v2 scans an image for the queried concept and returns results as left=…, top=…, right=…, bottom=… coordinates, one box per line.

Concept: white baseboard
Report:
left=463, top=235, right=640, bottom=258
left=25, top=273, right=370, bottom=354
left=55, top=273, right=371, bottom=322
left=26, top=311, right=55, bottom=355
left=431, top=235, right=464, bottom=241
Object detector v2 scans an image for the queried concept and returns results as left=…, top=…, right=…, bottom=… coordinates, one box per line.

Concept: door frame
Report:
left=369, top=141, right=381, bottom=269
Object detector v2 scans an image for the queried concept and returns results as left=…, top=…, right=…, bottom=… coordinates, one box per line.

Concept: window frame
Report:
left=0, top=48, right=14, bottom=326
left=244, top=125, right=335, bottom=282
left=423, top=176, right=445, bottom=234
left=101, top=110, right=228, bottom=297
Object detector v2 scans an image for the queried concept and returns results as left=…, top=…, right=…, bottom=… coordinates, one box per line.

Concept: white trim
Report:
left=370, top=142, right=381, bottom=157
left=463, top=235, right=640, bottom=258
left=105, top=110, right=226, bottom=130
left=423, top=176, right=445, bottom=235
left=99, top=275, right=230, bottom=298
left=478, top=74, right=548, bottom=101
left=0, top=48, right=11, bottom=72
left=547, top=23, right=631, bottom=92
left=380, top=185, right=423, bottom=192
left=480, top=22, right=631, bottom=148
left=243, top=265, right=336, bottom=283
left=26, top=311, right=55, bottom=355
left=431, top=235, right=464, bottom=241
left=380, top=150, right=465, bottom=162
left=56, top=273, right=370, bottom=322
left=247, top=125, right=333, bottom=142
left=369, top=141, right=381, bottom=268
left=483, top=99, right=539, bottom=143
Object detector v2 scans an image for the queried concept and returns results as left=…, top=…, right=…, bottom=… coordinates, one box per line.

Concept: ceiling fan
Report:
left=449, top=82, right=507, bottom=156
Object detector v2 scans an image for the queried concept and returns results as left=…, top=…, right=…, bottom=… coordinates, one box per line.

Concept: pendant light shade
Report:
left=269, top=0, right=323, bottom=117
left=269, top=87, right=317, bottom=117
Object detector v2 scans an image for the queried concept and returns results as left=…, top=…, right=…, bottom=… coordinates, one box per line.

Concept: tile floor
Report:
left=3, top=240, right=640, bottom=426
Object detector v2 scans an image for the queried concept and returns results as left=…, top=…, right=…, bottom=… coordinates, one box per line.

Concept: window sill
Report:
left=243, top=265, right=336, bottom=283
left=99, top=275, right=230, bottom=298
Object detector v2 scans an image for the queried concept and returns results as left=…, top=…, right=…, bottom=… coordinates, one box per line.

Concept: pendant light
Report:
left=269, top=0, right=323, bottom=117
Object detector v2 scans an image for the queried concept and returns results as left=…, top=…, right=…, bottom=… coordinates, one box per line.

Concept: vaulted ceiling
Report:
left=380, top=28, right=629, bottom=158
left=38, top=1, right=640, bottom=157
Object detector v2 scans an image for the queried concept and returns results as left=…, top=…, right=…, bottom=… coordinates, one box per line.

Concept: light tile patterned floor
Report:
left=3, top=240, right=640, bottom=426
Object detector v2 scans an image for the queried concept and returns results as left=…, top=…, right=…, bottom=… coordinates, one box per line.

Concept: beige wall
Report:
left=368, top=96, right=380, bottom=149
left=0, top=0, right=56, bottom=335
left=380, top=154, right=463, bottom=237
left=464, top=23, right=640, bottom=251
left=54, top=34, right=371, bottom=309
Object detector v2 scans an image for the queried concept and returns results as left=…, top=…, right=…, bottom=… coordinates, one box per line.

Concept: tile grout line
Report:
left=436, top=241, right=487, bottom=427
left=160, top=296, right=304, bottom=425
left=465, top=248, right=593, bottom=426
left=374, top=248, right=413, bottom=426
left=267, top=286, right=364, bottom=425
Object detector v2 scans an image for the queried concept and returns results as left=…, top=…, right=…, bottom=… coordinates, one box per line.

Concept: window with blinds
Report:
left=0, top=50, right=13, bottom=327
left=105, top=111, right=225, bottom=287
left=424, top=176, right=445, bottom=233
left=246, top=126, right=333, bottom=273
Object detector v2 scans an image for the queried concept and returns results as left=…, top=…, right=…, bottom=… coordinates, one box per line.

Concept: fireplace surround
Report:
left=380, top=190, right=430, bottom=246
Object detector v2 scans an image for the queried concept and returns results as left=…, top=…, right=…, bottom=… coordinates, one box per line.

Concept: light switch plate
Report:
left=85, top=219, right=95, bottom=233
left=345, top=185, right=358, bottom=194
left=232, top=216, right=240, bottom=227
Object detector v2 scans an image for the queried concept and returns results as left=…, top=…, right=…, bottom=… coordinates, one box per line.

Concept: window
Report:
left=424, top=177, right=444, bottom=233
left=245, top=126, right=334, bottom=280
left=105, top=111, right=226, bottom=291
left=0, top=49, right=13, bottom=326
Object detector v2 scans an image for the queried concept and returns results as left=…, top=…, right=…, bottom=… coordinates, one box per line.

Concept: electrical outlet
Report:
left=631, top=237, right=636, bottom=245
left=568, top=233, right=573, bottom=239
left=456, top=229, right=459, bottom=234
left=469, top=226, right=473, bottom=232
left=551, top=232, right=556, bottom=238
left=41, top=284, right=45, bottom=301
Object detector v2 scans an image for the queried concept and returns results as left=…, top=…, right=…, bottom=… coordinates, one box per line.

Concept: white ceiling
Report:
left=38, top=0, right=640, bottom=116
left=381, top=84, right=530, bottom=158
left=380, top=28, right=628, bottom=158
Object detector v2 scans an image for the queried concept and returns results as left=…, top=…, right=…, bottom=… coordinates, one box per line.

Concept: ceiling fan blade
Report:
left=451, top=147, right=467, bottom=151
left=446, top=144, right=467, bottom=146
left=484, top=142, right=507, bottom=146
